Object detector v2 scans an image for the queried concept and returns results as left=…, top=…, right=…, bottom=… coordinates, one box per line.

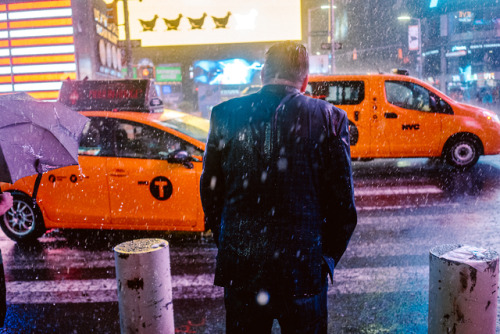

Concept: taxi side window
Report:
left=79, top=118, right=113, bottom=156
left=308, top=81, right=365, bottom=105
left=385, top=81, right=453, bottom=114
left=112, top=120, right=203, bottom=160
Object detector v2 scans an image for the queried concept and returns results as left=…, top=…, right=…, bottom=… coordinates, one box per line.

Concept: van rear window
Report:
left=307, top=81, right=365, bottom=105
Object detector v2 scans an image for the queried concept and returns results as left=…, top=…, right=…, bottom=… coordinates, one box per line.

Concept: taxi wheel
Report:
left=0, top=193, right=46, bottom=243
left=443, top=135, right=481, bottom=170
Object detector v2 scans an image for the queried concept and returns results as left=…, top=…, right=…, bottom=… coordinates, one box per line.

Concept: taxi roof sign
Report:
left=58, top=79, right=163, bottom=113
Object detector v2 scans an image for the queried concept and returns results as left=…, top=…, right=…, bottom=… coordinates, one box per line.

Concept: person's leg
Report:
left=224, top=287, right=274, bottom=334
left=277, top=282, right=328, bottom=334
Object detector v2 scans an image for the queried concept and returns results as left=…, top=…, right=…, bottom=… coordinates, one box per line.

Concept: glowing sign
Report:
left=194, top=59, right=262, bottom=85
left=118, top=0, right=301, bottom=47
left=0, top=0, right=76, bottom=100
left=430, top=0, right=438, bottom=8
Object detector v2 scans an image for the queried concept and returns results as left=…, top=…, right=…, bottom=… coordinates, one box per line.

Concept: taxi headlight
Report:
left=483, top=111, right=500, bottom=124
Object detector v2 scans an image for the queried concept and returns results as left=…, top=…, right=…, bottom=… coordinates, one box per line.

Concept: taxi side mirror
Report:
left=167, top=150, right=194, bottom=169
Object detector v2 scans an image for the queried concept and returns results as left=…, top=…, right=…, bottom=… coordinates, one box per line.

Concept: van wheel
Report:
left=443, top=135, right=481, bottom=170
left=0, top=193, right=46, bottom=243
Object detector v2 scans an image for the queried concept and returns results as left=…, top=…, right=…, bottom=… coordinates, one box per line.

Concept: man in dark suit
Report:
left=200, top=41, right=357, bottom=333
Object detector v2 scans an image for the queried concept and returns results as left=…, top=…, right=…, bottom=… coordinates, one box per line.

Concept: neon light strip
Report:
left=11, top=45, right=75, bottom=56
left=9, top=27, right=74, bottom=38
left=14, top=72, right=76, bottom=82
left=8, top=1, right=71, bottom=11
left=9, top=18, right=73, bottom=29
left=13, top=63, right=76, bottom=74
left=0, top=14, right=6, bottom=21
left=0, top=5, right=6, bottom=11
left=8, top=9, right=72, bottom=21
left=13, top=54, right=75, bottom=65
left=0, top=49, right=9, bottom=57
left=0, top=58, right=9, bottom=65
left=0, top=32, right=8, bottom=39
left=14, top=81, right=63, bottom=91
left=28, top=91, right=60, bottom=99
left=11, top=36, right=74, bottom=47
left=0, top=84, right=13, bottom=92
left=0, top=67, right=11, bottom=75
left=0, top=75, right=11, bottom=83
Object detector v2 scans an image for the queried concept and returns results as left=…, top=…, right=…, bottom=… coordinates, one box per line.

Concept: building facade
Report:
left=0, top=0, right=122, bottom=100
left=421, top=0, right=500, bottom=111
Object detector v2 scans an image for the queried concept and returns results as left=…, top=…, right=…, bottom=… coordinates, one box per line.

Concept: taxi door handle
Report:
left=110, top=169, right=128, bottom=177
left=384, top=112, right=398, bottom=119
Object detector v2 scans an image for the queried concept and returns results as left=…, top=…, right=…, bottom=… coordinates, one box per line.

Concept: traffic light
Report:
left=139, top=65, right=155, bottom=79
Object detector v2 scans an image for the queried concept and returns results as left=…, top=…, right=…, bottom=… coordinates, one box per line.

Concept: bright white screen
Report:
left=119, top=0, right=302, bottom=47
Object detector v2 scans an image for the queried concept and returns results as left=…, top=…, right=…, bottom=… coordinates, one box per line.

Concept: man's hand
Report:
left=0, top=193, right=13, bottom=216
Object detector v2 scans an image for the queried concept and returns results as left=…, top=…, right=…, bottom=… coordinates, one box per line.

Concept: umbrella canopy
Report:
left=0, top=93, right=89, bottom=184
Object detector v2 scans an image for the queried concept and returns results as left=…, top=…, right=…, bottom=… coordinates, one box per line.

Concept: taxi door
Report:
left=381, top=80, right=443, bottom=156
left=367, top=76, right=393, bottom=157
left=309, top=79, right=372, bottom=157
left=37, top=118, right=111, bottom=228
left=106, top=119, right=202, bottom=230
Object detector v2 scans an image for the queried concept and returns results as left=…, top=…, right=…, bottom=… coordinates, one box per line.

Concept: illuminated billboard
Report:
left=118, top=0, right=302, bottom=47
left=193, top=59, right=262, bottom=85
left=0, top=0, right=76, bottom=100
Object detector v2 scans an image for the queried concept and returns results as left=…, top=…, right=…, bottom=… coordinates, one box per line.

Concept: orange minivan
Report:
left=0, top=80, right=209, bottom=243
left=308, top=73, right=500, bottom=169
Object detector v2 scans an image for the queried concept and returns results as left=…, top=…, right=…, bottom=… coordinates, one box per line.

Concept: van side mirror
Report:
left=167, top=150, right=194, bottom=169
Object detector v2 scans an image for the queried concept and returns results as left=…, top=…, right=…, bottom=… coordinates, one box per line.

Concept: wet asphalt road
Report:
left=1, top=156, right=500, bottom=333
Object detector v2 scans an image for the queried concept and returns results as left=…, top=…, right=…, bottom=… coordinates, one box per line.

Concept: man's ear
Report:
left=300, top=75, right=309, bottom=93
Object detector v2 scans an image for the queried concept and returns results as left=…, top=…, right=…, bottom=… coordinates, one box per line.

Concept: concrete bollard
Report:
left=114, top=238, right=174, bottom=334
left=428, top=244, right=499, bottom=334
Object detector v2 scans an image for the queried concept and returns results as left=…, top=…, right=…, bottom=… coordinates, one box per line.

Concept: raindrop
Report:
left=210, top=176, right=217, bottom=190
left=277, top=158, right=287, bottom=171
left=261, top=171, right=267, bottom=183
left=256, top=290, right=270, bottom=306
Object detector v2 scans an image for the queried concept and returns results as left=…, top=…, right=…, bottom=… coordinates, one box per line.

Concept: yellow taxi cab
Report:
left=0, top=80, right=209, bottom=242
left=307, top=71, right=500, bottom=169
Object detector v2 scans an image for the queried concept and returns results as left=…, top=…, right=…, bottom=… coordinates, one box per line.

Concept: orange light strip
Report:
left=8, top=1, right=71, bottom=11
left=0, top=23, right=7, bottom=30
left=9, top=18, right=73, bottom=29
left=10, top=36, right=74, bottom=47
left=0, top=5, right=6, bottom=11
left=13, top=54, right=75, bottom=65
left=27, top=91, right=61, bottom=100
left=0, top=76, right=11, bottom=83
left=0, top=58, right=10, bottom=66
left=0, top=41, right=8, bottom=48
left=14, top=72, right=76, bottom=83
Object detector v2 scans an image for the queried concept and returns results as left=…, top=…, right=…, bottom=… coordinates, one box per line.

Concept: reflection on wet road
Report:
left=1, top=156, right=500, bottom=333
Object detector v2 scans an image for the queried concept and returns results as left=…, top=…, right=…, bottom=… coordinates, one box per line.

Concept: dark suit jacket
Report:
left=200, top=84, right=357, bottom=296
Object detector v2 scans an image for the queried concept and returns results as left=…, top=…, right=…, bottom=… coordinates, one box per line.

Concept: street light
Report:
left=307, top=1, right=336, bottom=74
left=398, top=15, right=422, bottom=79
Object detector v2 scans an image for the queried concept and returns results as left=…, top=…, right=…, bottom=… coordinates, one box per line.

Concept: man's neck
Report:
left=263, top=78, right=301, bottom=90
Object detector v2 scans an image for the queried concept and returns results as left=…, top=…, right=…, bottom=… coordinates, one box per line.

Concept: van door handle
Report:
left=384, top=112, right=398, bottom=119
left=110, top=169, right=128, bottom=177
left=354, top=111, right=359, bottom=121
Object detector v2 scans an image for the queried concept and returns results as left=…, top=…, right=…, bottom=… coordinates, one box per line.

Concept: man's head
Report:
left=261, top=41, right=309, bottom=92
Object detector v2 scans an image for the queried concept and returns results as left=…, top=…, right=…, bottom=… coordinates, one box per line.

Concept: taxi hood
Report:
left=453, top=101, right=498, bottom=120
left=58, top=79, right=163, bottom=113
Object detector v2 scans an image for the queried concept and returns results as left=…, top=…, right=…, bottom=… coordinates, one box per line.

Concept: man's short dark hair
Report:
left=262, top=41, right=309, bottom=84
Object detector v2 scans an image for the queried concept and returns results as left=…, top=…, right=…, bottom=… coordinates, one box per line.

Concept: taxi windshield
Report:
left=158, top=110, right=209, bottom=143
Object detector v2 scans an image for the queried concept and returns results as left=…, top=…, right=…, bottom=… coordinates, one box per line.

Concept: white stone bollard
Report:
left=114, top=238, right=175, bottom=334
left=428, top=244, right=498, bottom=334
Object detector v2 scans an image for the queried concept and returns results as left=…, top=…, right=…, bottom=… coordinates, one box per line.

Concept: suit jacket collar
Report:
left=260, top=84, right=301, bottom=96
